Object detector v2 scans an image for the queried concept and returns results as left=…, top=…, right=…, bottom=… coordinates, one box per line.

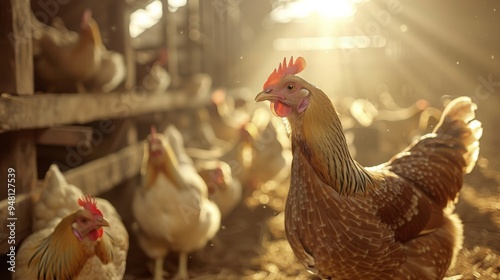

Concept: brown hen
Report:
left=34, top=10, right=103, bottom=93
left=255, top=57, right=482, bottom=279
left=16, top=165, right=128, bottom=280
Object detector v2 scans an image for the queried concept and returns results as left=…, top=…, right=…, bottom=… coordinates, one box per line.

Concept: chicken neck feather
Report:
left=143, top=138, right=187, bottom=190
left=289, top=86, right=380, bottom=196
left=29, top=214, right=86, bottom=279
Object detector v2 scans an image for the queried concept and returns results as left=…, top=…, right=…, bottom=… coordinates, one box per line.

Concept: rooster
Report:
left=16, top=165, right=129, bottom=280
left=133, top=126, right=221, bottom=280
left=254, top=57, right=483, bottom=279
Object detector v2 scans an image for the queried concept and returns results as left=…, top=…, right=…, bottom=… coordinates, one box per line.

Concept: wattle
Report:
left=88, top=228, right=104, bottom=241
left=271, top=101, right=292, bottom=117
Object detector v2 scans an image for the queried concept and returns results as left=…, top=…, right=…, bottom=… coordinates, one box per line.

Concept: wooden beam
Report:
left=36, top=126, right=93, bottom=147
left=0, top=89, right=209, bottom=132
left=63, top=141, right=144, bottom=195
left=87, top=119, right=138, bottom=160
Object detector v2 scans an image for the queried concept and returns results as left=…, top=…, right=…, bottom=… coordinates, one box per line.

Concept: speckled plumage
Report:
left=255, top=57, right=482, bottom=279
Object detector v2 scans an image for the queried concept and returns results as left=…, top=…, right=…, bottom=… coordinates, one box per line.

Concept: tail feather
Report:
left=433, top=97, right=483, bottom=173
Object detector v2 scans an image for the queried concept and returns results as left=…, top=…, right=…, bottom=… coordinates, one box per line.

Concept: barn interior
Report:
left=0, top=0, right=499, bottom=279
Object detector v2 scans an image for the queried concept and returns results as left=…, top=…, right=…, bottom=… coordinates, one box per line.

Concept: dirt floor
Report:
left=124, top=102, right=500, bottom=279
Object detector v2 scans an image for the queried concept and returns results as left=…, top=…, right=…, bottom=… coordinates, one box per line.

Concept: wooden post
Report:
left=188, top=0, right=202, bottom=75
left=0, top=0, right=36, bottom=254
left=0, top=130, right=37, bottom=253
left=111, top=0, right=136, bottom=91
left=164, top=0, right=180, bottom=88
left=0, top=0, right=33, bottom=95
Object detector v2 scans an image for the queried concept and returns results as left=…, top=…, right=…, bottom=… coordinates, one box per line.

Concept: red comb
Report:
left=159, top=48, right=168, bottom=65
left=81, top=9, right=92, bottom=23
left=263, top=56, right=307, bottom=90
left=78, top=194, right=103, bottom=217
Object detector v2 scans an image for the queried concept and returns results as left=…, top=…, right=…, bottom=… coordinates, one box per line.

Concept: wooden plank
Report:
left=0, top=192, right=38, bottom=254
left=0, top=136, right=144, bottom=253
left=86, top=119, right=138, bottom=160
left=0, top=89, right=209, bottom=132
left=63, top=141, right=144, bottom=195
left=36, top=126, right=93, bottom=147
left=0, top=0, right=33, bottom=95
left=35, top=119, right=139, bottom=176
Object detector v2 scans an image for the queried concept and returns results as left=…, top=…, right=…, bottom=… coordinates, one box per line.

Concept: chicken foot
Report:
left=150, top=257, right=168, bottom=280
left=173, top=252, right=189, bottom=280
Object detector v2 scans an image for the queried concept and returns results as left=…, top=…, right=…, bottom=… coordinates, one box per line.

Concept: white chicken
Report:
left=240, top=108, right=293, bottom=187
left=205, top=88, right=251, bottom=142
left=133, top=126, right=221, bottom=280
left=136, top=49, right=171, bottom=94
left=83, top=48, right=126, bottom=93
left=196, top=160, right=243, bottom=218
left=16, top=164, right=129, bottom=279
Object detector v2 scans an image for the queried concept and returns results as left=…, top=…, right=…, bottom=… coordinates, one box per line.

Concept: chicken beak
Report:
left=95, top=217, right=110, bottom=228
left=255, top=91, right=278, bottom=102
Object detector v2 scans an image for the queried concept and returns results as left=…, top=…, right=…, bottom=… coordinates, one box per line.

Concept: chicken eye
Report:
left=286, top=83, right=295, bottom=92
left=80, top=217, right=89, bottom=224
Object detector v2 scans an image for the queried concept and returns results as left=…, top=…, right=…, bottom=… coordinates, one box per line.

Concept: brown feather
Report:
left=95, top=232, right=114, bottom=264
left=28, top=213, right=86, bottom=280
left=256, top=57, right=481, bottom=279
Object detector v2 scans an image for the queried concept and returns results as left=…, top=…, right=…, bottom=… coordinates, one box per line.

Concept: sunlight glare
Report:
left=168, top=0, right=187, bottom=12
left=313, top=0, right=357, bottom=19
left=270, top=0, right=363, bottom=23
left=129, top=0, right=163, bottom=38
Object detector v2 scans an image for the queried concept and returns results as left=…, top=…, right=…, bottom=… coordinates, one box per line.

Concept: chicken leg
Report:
left=153, top=257, right=165, bottom=280
left=174, top=252, right=189, bottom=280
